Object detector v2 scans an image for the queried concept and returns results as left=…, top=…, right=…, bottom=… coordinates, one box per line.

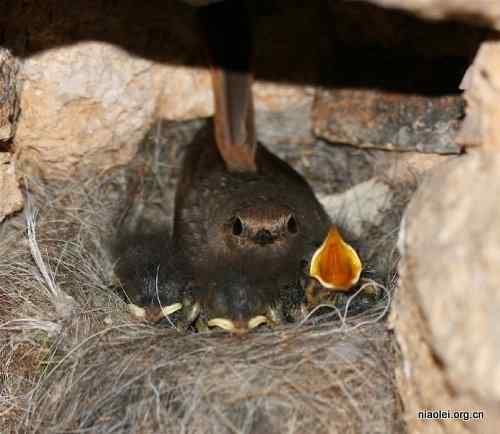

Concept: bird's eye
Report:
left=232, top=217, right=243, bottom=236
left=287, top=215, right=298, bottom=234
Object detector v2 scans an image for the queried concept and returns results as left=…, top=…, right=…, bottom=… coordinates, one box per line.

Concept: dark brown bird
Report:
left=170, top=1, right=361, bottom=332
left=114, top=0, right=361, bottom=332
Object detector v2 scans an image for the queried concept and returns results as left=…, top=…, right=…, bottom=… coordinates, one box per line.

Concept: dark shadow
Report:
left=0, top=0, right=488, bottom=94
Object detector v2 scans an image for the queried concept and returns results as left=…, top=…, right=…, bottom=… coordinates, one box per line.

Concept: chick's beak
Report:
left=309, top=226, right=362, bottom=291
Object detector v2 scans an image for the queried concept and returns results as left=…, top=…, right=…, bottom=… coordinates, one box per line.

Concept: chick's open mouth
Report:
left=309, top=226, right=362, bottom=291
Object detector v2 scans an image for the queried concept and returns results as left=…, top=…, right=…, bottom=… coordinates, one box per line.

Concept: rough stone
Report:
left=361, top=0, right=500, bottom=31
left=319, top=179, right=393, bottom=238
left=0, top=49, right=19, bottom=143
left=4, top=0, right=482, bottom=178
left=392, top=150, right=500, bottom=434
left=313, top=89, right=463, bottom=154
left=254, top=82, right=314, bottom=146
left=156, top=65, right=213, bottom=121
left=158, top=78, right=315, bottom=145
left=12, top=42, right=314, bottom=179
left=457, top=39, right=500, bottom=149
left=14, top=42, right=163, bottom=178
left=0, top=153, right=23, bottom=223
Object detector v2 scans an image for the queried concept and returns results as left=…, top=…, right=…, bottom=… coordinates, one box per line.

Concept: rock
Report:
left=0, top=49, right=20, bottom=143
left=5, top=0, right=482, bottom=178
left=313, top=88, right=463, bottom=154
left=361, top=0, right=500, bottom=31
left=392, top=150, right=500, bottom=434
left=0, top=49, right=21, bottom=224
left=159, top=79, right=315, bottom=146
left=251, top=0, right=324, bottom=146
left=319, top=178, right=393, bottom=237
left=14, top=42, right=163, bottom=178
left=1, top=0, right=322, bottom=177
left=1, top=0, right=203, bottom=177
left=0, top=153, right=23, bottom=223
left=378, top=152, right=452, bottom=183
left=156, top=66, right=213, bottom=121
left=457, top=40, right=500, bottom=149
left=12, top=45, right=314, bottom=178
left=254, top=82, right=314, bottom=146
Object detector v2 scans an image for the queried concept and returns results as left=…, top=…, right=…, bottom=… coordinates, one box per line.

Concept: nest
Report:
left=0, top=120, right=408, bottom=434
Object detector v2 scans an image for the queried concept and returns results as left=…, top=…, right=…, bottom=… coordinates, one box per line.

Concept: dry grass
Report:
left=0, top=175, right=403, bottom=434
left=0, top=120, right=408, bottom=434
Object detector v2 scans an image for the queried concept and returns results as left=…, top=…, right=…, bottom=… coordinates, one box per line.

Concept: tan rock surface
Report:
left=156, top=65, right=213, bottom=121
left=0, top=48, right=20, bottom=143
left=361, top=0, right=500, bottom=30
left=392, top=150, right=500, bottom=434
left=0, top=48, right=23, bottom=222
left=13, top=41, right=313, bottom=178
left=0, top=153, right=23, bottom=222
left=14, top=42, right=165, bottom=178
left=457, top=39, right=500, bottom=149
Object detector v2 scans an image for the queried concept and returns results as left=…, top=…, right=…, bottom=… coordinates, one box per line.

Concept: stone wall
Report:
left=392, top=151, right=500, bottom=434
left=0, top=48, right=23, bottom=222
left=457, top=39, right=500, bottom=149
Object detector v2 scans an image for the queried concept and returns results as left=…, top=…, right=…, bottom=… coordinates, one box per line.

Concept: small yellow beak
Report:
left=309, top=226, right=362, bottom=291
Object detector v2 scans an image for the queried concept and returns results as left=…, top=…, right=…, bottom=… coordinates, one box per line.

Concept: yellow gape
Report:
left=309, top=226, right=362, bottom=291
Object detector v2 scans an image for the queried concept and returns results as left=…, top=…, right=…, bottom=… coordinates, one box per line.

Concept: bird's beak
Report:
left=309, top=226, right=362, bottom=291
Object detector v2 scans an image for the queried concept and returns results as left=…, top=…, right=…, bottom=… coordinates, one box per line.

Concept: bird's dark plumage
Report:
left=112, top=0, right=361, bottom=330
left=172, top=124, right=331, bottom=323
